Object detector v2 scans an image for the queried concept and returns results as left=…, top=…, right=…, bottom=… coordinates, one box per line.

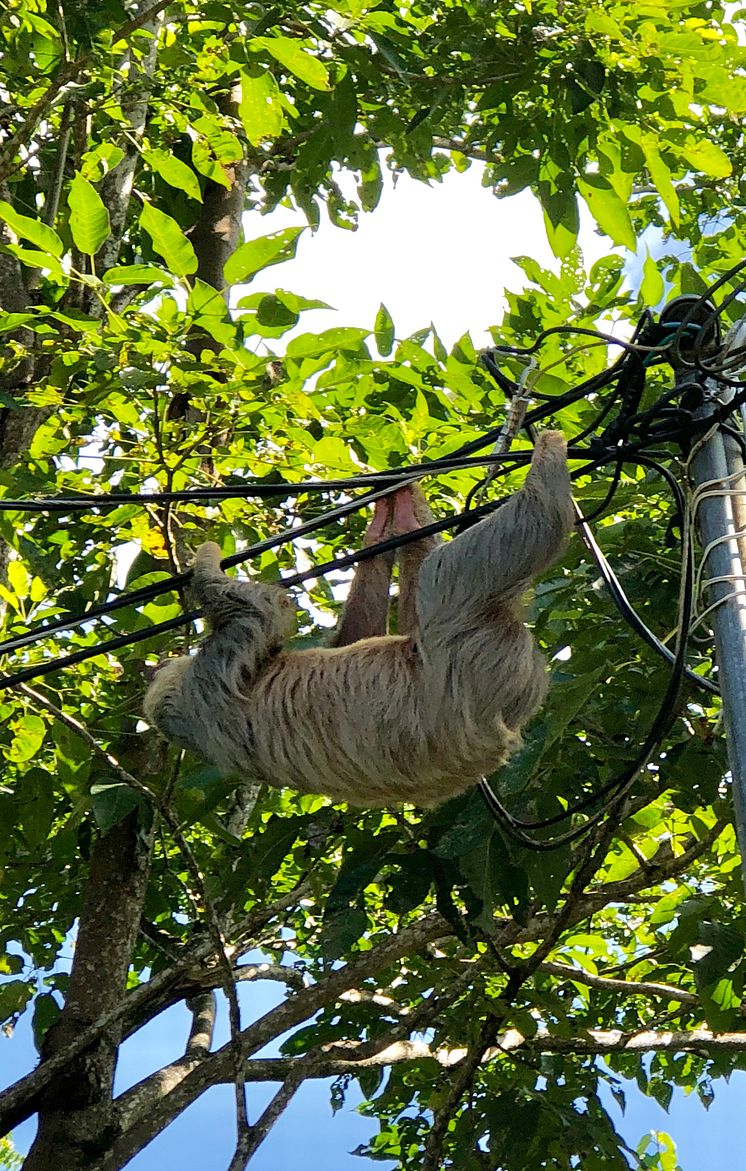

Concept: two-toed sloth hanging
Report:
left=144, top=431, right=574, bottom=807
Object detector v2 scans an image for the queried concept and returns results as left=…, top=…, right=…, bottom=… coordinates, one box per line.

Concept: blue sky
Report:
left=4, top=164, right=741, bottom=1168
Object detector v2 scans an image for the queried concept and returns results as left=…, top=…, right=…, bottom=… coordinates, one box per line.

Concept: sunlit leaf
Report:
left=9, top=715, right=46, bottom=764
left=102, top=264, right=173, bottom=286
left=139, top=202, right=198, bottom=276
left=640, top=140, right=680, bottom=226
left=577, top=175, right=636, bottom=250
left=374, top=303, right=395, bottom=356
left=640, top=252, right=664, bottom=306
left=144, top=149, right=202, bottom=202
left=239, top=69, right=284, bottom=145
left=67, top=174, right=111, bottom=255
left=224, top=228, right=304, bottom=283
left=0, top=201, right=63, bottom=256
left=678, top=139, right=732, bottom=179
left=255, top=36, right=331, bottom=91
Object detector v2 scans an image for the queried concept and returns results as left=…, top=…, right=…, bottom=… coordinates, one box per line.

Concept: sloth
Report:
left=144, top=431, right=574, bottom=807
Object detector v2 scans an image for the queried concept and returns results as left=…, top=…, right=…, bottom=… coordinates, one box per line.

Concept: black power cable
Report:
left=0, top=445, right=720, bottom=693
left=0, top=495, right=512, bottom=690
left=0, top=453, right=532, bottom=515
left=0, top=451, right=536, bottom=659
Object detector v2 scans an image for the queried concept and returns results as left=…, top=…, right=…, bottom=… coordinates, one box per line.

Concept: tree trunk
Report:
left=25, top=813, right=152, bottom=1171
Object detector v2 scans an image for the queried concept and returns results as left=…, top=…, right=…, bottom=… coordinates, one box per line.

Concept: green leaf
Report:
left=537, top=185, right=579, bottom=259
left=223, top=227, right=304, bottom=283
left=312, top=435, right=356, bottom=470
left=692, top=920, right=743, bottom=989
left=584, top=10, right=624, bottom=38
left=67, top=174, right=111, bottom=256
left=640, top=140, right=680, bottom=226
left=0, top=954, right=22, bottom=976
left=187, top=279, right=234, bottom=343
left=90, top=781, right=143, bottom=832
left=193, top=114, right=242, bottom=163
left=577, top=175, right=636, bottom=250
left=640, top=252, right=664, bottom=306
left=0, top=311, right=35, bottom=332
left=374, top=303, right=395, bottom=356
left=286, top=326, right=369, bottom=358
left=248, top=814, right=310, bottom=885
left=139, top=202, right=197, bottom=277
left=255, top=36, right=331, bottom=91
left=238, top=69, right=284, bottom=145
left=273, top=289, right=330, bottom=313
left=144, top=149, right=202, bottom=202
left=1, top=244, right=65, bottom=277
left=18, top=768, right=55, bottom=847
left=0, top=981, right=32, bottom=1025
left=385, top=855, right=432, bottom=914
left=255, top=293, right=298, bottom=329
left=7, top=559, right=29, bottom=599
left=188, top=278, right=228, bottom=321
left=9, top=715, right=46, bottom=764
left=32, top=992, right=61, bottom=1051
left=701, top=76, right=746, bottom=115
left=678, top=139, right=732, bottom=179
left=320, top=906, right=368, bottom=960
left=102, top=264, right=173, bottom=286
left=0, top=200, right=63, bottom=256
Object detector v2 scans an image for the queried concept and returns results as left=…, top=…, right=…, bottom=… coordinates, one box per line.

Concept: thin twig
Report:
left=18, top=684, right=155, bottom=801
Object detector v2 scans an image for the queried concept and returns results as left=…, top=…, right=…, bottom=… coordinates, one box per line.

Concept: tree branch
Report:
left=239, top=1076, right=301, bottom=1167
left=3, top=811, right=727, bottom=1147
left=128, top=1023, right=746, bottom=1083
left=93, top=3, right=165, bottom=283
left=495, top=1026, right=746, bottom=1058
left=185, top=993, right=216, bottom=1058
left=24, top=813, right=153, bottom=1171
left=109, top=818, right=730, bottom=1161
left=539, top=961, right=699, bottom=1007
left=423, top=1018, right=495, bottom=1171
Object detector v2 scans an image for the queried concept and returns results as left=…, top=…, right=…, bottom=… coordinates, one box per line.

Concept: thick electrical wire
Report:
left=0, top=497, right=511, bottom=689
left=0, top=445, right=693, bottom=681
left=0, top=453, right=533, bottom=514
left=0, top=452, right=720, bottom=691
left=0, top=451, right=538, bottom=660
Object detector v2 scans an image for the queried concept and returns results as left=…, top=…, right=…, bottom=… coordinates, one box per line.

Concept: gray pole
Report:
left=688, top=319, right=746, bottom=876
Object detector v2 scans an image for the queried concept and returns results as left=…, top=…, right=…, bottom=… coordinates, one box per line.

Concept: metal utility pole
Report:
left=663, top=297, right=746, bottom=879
